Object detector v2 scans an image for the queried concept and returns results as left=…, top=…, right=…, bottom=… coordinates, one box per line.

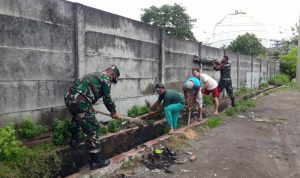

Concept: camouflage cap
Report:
left=107, top=65, right=120, bottom=83
left=110, top=65, right=120, bottom=78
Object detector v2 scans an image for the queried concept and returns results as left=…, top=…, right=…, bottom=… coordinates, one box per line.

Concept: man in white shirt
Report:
left=192, top=69, right=219, bottom=115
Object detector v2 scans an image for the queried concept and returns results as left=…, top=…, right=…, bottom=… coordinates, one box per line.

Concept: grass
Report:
left=206, top=116, right=222, bottom=128
left=0, top=143, right=61, bottom=178
left=225, top=99, right=256, bottom=116
left=236, top=87, right=253, bottom=96
left=165, top=134, right=190, bottom=151
left=120, top=157, right=143, bottom=170
left=263, top=84, right=300, bottom=96
left=268, top=73, right=290, bottom=86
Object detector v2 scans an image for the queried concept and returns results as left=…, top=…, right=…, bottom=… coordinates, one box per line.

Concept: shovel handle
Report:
left=95, top=110, right=143, bottom=126
left=187, top=110, right=191, bottom=126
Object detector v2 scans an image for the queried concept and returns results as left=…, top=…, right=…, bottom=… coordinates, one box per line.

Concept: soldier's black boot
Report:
left=231, top=97, right=236, bottom=107
left=90, top=151, right=110, bottom=170
left=70, top=120, right=80, bottom=148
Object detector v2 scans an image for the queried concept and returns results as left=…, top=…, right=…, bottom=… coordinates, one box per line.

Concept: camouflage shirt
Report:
left=214, top=62, right=232, bottom=80
left=70, top=71, right=116, bottom=113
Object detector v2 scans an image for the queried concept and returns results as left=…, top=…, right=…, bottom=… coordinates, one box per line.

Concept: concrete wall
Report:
left=0, top=0, right=75, bottom=126
left=164, top=35, right=198, bottom=91
left=0, top=0, right=280, bottom=126
left=78, top=5, right=161, bottom=116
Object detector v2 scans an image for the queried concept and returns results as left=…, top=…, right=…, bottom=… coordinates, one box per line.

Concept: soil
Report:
left=109, top=89, right=300, bottom=178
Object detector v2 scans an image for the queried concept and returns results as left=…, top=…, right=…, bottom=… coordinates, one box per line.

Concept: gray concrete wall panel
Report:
left=85, top=32, right=159, bottom=60
left=0, top=0, right=74, bottom=28
left=0, top=81, right=72, bottom=114
left=201, top=45, right=223, bottom=59
left=165, top=35, right=198, bottom=54
left=0, top=48, right=75, bottom=81
left=165, top=52, right=194, bottom=68
left=85, top=56, right=159, bottom=79
left=83, top=6, right=160, bottom=44
left=0, top=15, right=73, bottom=51
left=109, top=79, right=157, bottom=99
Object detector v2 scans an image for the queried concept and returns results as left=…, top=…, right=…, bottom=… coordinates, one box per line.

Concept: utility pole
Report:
left=297, top=12, right=300, bottom=87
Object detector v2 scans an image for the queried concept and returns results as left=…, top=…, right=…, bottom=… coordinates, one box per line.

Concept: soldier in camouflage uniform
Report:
left=64, top=65, right=120, bottom=170
left=214, top=56, right=236, bottom=107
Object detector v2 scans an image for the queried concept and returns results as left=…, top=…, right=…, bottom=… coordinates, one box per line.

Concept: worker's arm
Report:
left=183, top=88, right=192, bottom=110
left=202, top=81, right=209, bottom=93
left=149, top=98, right=162, bottom=111
left=214, top=62, right=224, bottom=71
left=101, top=84, right=118, bottom=119
left=193, top=86, right=200, bottom=103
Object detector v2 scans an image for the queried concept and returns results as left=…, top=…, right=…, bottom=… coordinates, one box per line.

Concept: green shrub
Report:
left=19, top=119, right=48, bottom=139
left=107, top=120, right=122, bottom=133
left=268, top=74, right=290, bottom=85
left=0, top=123, right=22, bottom=161
left=128, top=105, right=149, bottom=117
left=52, top=119, right=71, bottom=145
left=206, top=117, right=222, bottom=128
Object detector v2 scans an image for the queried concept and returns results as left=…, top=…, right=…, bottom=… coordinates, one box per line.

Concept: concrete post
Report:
left=266, top=60, right=269, bottom=79
left=159, top=28, right=166, bottom=83
left=237, top=52, right=240, bottom=90
left=74, top=3, right=85, bottom=79
left=259, top=58, right=262, bottom=84
left=251, top=56, right=254, bottom=89
left=198, top=42, right=202, bottom=71
left=296, top=13, right=300, bottom=87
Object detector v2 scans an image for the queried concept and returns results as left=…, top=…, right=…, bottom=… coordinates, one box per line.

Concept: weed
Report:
left=0, top=123, right=22, bottom=161
left=236, top=87, right=252, bottom=96
left=120, top=157, right=143, bottom=170
left=52, top=119, right=71, bottom=146
left=19, top=119, right=48, bottom=139
left=206, top=117, right=222, bottom=128
left=0, top=144, right=61, bottom=178
left=96, top=127, right=108, bottom=136
left=268, top=74, right=290, bottom=85
left=259, top=82, right=268, bottom=89
left=165, top=134, right=189, bottom=151
left=128, top=105, right=149, bottom=117
left=225, top=99, right=256, bottom=116
left=225, top=107, right=237, bottom=116
left=203, top=95, right=213, bottom=106
left=107, top=120, right=122, bottom=133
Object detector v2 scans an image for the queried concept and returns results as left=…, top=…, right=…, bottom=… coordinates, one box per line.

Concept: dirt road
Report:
left=110, top=89, right=300, bottom=178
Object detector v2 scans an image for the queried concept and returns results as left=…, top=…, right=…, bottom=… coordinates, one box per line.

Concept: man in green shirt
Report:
left=64, top=65, right=120, bottom=170
left=149, top=83, right=185, bottom=135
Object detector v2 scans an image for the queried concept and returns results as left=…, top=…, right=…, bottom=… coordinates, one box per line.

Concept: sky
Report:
left=67, top=0, right=299, bottom=43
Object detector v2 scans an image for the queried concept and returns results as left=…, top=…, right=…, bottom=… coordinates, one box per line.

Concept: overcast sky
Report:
left=67, top=0, right=299, bottom=42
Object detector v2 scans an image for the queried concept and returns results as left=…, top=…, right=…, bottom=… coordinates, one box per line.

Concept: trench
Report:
left=53, top=86, right=276, bottom=177
left=54, top=112, right=200, bottom=177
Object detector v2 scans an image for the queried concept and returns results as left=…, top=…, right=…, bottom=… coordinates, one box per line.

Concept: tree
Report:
left=278, top=23, right=298, bottom=80
left=141, top=3, right=196, bottom=41
left=227, top=33, right=266, bottom=56
left=280, top=47, right=297, bottom=80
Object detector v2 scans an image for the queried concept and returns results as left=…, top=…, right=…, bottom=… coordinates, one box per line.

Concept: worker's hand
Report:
left=111, top=113, right=119, bottom=119
left=201, top=88, right=205, bottom=93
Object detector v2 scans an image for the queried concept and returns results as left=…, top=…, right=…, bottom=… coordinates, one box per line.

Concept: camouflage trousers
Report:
left=64, top=90, right=101, bottom=150
left=218, top=79, right=234, bottom=99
